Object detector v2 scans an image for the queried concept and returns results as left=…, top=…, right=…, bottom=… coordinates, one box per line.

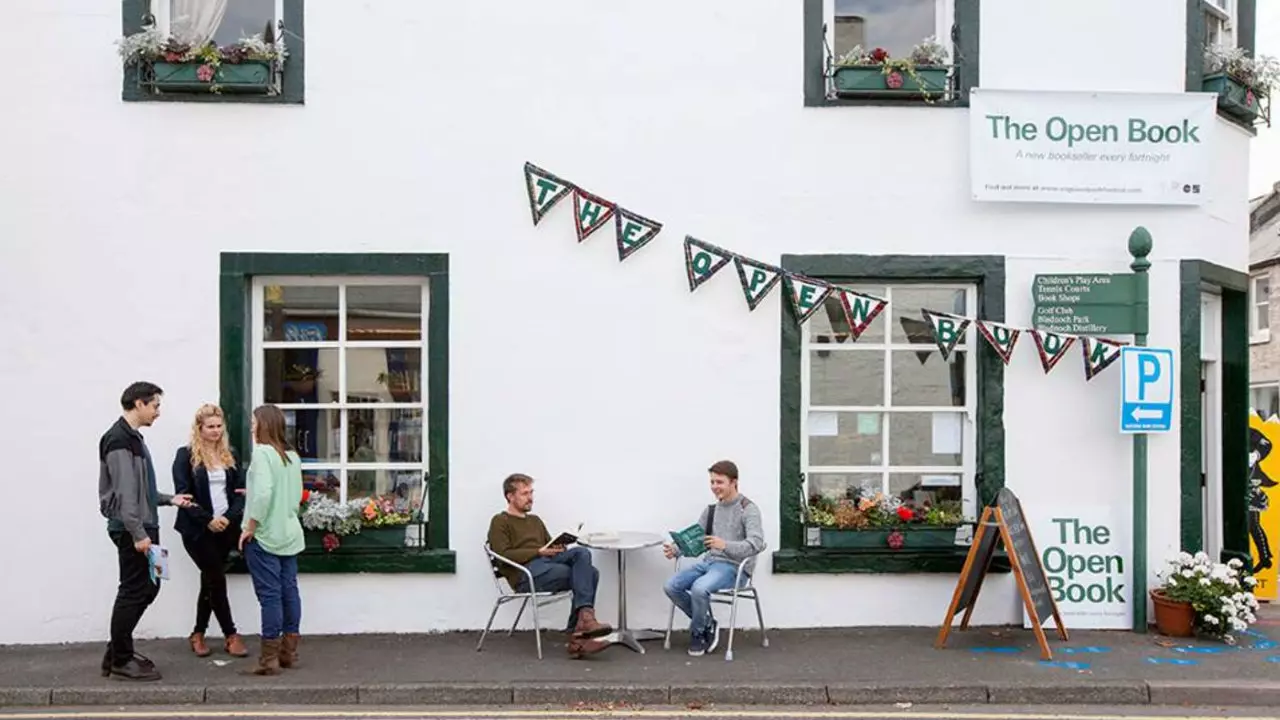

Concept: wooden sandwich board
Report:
left=935, top=487, right=1068, bottom=660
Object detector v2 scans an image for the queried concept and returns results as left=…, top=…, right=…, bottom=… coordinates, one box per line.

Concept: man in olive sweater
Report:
left=487, top=473, right=612, bottom=657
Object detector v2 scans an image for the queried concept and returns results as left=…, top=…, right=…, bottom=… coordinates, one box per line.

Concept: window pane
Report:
left=1259, top=305, right=1271, bottom=332
left=348, top=408, right=424, bottom=464
left=1258, top=278, right=1271, bottom=298
left=807, top=472, right=882, bottom=502
left=263, top=348, right=339, bottom=404
left=808, top=287, right=886, bottom=344
left=888, top=412, right=963, bottom=466
left=284, top=408, right=341, bottom=462
left=347, top=285, right=423, bottom=342
left=347, top=469, right=424, bottom=507
left=890, top=351, right=966, bottom=407
left=303, top=469, right=340, bottom=500
left=892, top=287, right=967, bottom=344
left=346, top=347, right=423, bottom=403
left=888, top=473, right=962, bottom=509
left=263, top=285, right=338, bottom=342
left=1253, top=387, right=1280, bottom=418
left=808, top=411, right=883, bottom=466
left=211, top=0, right=276, bottom=46
left=809, top=350, right=884, bottom=406
left=833, top=0, right=937, bottom=60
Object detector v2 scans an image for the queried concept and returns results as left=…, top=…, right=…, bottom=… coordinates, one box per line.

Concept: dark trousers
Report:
left=182, top=530, right=238, bottom=637
left=108, top=528, right=161, bottom=666
left=517, top=546, right=599, bottom=630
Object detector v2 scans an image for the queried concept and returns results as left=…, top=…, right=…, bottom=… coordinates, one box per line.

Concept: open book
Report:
left=669, top=523, right=706, bottom=558
left=541, top=522, right=583, bottom=551
left=147, top=545, right=170, bottom=584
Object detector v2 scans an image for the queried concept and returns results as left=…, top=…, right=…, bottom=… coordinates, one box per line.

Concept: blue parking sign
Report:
left=1119, top=347, right=1174, bottom=434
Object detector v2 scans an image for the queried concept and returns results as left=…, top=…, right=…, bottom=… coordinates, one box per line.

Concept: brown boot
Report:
left=572, top=607, right=612, bottom=639
left=224, top=634, right=249, bottom=658
left=250, top=638, right=281, bottom=676
left=567, top=637, right=608, bottom=659
left=189, top=633, right=211, bottom=657
left=279, top=633, right=300, bottom=668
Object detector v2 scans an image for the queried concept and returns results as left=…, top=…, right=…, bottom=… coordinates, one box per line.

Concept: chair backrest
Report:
left=483, top=543, right=512, bottom=594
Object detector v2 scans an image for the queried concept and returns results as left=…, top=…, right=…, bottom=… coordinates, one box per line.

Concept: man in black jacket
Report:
left=98, top=382, right=191, bottom=681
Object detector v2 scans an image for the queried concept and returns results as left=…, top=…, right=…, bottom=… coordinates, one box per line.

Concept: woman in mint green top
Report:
left=238, top=405, right=304, bottom=676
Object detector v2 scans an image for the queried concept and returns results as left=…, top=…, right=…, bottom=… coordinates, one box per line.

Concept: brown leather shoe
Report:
left=572, top=607, right=612, bottom=639
left=248, top=638, right=282, bottom=676
left=189, top=633, right=211, bottom=657
left=567, top=637, right=608, bottom=659
left=278, top=633, right=300, bottom=668
left=224, top=634, right=249, bottom=658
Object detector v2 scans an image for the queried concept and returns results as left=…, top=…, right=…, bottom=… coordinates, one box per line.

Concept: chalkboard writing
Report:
left=995, top=488, right=1057, bottom=626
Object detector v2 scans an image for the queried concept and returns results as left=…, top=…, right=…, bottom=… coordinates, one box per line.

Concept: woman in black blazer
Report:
left=173, top=404, right=249, bottom=658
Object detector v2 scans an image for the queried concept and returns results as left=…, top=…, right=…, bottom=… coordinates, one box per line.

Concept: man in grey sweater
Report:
left=662, top=460, right=766, bottom=656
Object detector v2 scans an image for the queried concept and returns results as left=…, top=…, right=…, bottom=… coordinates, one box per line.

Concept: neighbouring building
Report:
left=1250, top=182, right=1280, bottom=417
left=0, top=0, right=1266, bottom=645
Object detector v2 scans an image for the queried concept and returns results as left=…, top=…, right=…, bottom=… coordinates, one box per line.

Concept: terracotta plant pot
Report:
left=1151, top=589, right=1196, bottom=637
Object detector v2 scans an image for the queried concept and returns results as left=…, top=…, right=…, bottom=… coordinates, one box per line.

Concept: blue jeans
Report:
left=663, top=558, right=745, bottom=636
left=244, top=542, right=301, bottom=640
left=516, top=546, right=599, bottom=630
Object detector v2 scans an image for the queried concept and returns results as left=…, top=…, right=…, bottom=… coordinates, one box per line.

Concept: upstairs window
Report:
left=1252, top=274, right=1271, bottom=343
left=825, top=0, right=955, bottom=102
left=1204, top=0, right=1235, bottom=49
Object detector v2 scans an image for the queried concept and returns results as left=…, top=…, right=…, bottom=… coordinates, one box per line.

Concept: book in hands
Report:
left=669, top=523, right=706, bottom=558
left=147, top=545, right=170, bottom=585
left=541, top=522, right=583, bottom=551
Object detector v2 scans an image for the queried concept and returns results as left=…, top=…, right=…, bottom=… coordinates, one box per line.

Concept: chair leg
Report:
left=531, top=597, right=545, bottom=660
left=509, top=597, right=529, bottom=636
left=753, top=592, right=769, bottom=648
left=477, top=599, right=502, bottom=652
left=664, top=597, right=676, bottom=650
left=726, top=592, right=740, bottom=661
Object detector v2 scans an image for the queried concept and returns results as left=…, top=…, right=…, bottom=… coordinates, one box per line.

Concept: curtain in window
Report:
left=170, top=0, right=229, bottom=46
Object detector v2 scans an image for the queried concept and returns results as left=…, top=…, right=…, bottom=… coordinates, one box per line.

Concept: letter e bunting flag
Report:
left=613, top=208, right=662, bottom=261
left=786, top=274, right=832, bottom=324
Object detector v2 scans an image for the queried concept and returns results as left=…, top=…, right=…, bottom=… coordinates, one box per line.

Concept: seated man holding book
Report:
left=487, top=473, right=612, bottom=657
left=663, top=460, right=766, bottom=657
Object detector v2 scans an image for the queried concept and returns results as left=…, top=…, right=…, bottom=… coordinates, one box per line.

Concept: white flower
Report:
left=1179, top=551, right=1195, bottom=563
left=1229, top=558, right=1244, bottom=569
left=1205, top=614, right=1220, bottom=624
left=1200, top=578, right=1212, bottom=586
left=1182, top=569, right=1196, bottom=578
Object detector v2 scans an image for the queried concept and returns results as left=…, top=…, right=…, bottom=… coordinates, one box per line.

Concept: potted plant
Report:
left=1151, top=552, right=1260, bottom=642
left=376, top=370, right=418, bottom=403
left=117, top=21, right=287, bottom=95
left=1202, top=45, right=1279, bottom=126
left=284, top=364, right=322, bottom=396
left=832, top=36, right=951, bottom=101
left=805, top=487, right=965, bottom=549
left=299, top=494, right=419, bottom=553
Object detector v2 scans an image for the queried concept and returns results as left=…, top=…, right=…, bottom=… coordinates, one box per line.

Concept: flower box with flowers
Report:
left=299, top=493, right=421, bottom=553
left=1151, top=551, right=1259, bottom=642
left=805, top=490, right=965, bottom=550
left=1201, top=45, right=1278, bottom=127
left=117, top=26, right=287, bottom=96
left=832, top=38, right=950, bottom=101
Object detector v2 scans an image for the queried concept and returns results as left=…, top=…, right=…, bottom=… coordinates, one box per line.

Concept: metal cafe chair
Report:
left=476, top=542, right=572, bottom=660
left=663, top=555, right=768, bottom=661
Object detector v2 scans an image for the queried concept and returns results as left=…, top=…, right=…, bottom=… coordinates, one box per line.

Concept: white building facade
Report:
left=0, top=0, right=1261, bottom=644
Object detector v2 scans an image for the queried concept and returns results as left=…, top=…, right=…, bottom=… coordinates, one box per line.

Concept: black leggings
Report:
left=182, top=530, right=238, bottom=636
left=1250, top=510, right=1273, bottom=573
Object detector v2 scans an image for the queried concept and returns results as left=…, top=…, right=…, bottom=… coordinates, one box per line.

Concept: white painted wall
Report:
left=0, top=0, right=1253, bottom=644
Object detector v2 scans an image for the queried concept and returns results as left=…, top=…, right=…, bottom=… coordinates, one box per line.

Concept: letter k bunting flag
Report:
left=573, top=188, right=616, bottom=242
left=921, top=310, right=970, bottom=361
left=523, top=162, right=574, bottom=226
left=1081, top=336, right=1125, bottom=381
left=976, top=320, right=1021, bottom=365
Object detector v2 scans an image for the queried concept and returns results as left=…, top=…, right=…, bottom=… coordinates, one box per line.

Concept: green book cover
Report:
left=669, top=523, right=705, bottom=557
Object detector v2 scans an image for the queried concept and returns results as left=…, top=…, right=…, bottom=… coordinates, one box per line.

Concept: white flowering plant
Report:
left=1157, top=551, right=1260, bottom=642
left=1204, top=45, right=1280, bottom=95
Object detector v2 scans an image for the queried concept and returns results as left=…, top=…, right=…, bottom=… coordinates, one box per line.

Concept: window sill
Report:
left=122, top=65, right=303, bottom=105
left=806, top=95, right=967, bottom=109
left=229, top=548, right=456, bottom=574
left=772, top=547, right=1012, bottom=574
left=1252, top=332, right=1271, bottom=346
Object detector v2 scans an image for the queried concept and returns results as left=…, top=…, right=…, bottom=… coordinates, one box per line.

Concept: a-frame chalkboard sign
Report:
left=935, top=487, right=1068, bottom=660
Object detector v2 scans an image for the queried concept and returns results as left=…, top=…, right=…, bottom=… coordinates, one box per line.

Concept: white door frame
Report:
left=1201, top=291, right=1224, bottom=560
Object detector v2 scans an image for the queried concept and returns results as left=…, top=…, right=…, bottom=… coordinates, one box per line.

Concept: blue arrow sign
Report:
left=1120, top=347, right=1174, bottom=434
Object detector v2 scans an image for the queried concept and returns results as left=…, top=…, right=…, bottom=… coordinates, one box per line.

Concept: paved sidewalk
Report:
left=3, top=618, right=1280, bottom=708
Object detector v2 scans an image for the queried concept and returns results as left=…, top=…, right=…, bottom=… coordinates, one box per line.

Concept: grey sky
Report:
left=835, top=0, right=935, bottom=58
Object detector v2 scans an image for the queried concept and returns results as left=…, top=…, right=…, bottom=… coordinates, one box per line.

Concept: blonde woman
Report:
left=172, top=404, right=249, bottom=658
left=239, top=404, right=305, bottom=675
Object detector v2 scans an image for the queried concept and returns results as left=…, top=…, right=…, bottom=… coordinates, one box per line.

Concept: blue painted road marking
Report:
left=1172, top=646, right=1236, bottom=654
left=1061, top=646, right=1111, bottom=654
left=1252, top=640, right=1279, bottom=650
left=1040, top=661, right=1090, bottom=670
left=1266, top=655, right=1280, bottom=663
left=1147, top=657, right=1199, bottom=665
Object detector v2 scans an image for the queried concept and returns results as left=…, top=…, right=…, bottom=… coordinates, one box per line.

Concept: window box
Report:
left=146, top=60, right=276, bottom=94
left=1202, top=73, right=1268, bottom=125
left=815, top=526, right=962, bottom=549
left=304, top=526, right=419, bottom=553
left=832, top=65, right=949, bottom=99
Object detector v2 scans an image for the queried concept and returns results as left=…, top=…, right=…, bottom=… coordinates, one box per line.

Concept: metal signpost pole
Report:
left=1128, top=226, right=1152, bottom=633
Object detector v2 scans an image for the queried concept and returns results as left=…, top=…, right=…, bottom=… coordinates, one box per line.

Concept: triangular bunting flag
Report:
left=835, top=288, right=888, bottom=340
left=920, top=310, right=971, bottom=361
left=734, top=256, right=782, bottom=311
left=613, top=208, right=662, bottom=261
left=1030, top=329, right=1076, bottom=374
left=524, top=162, right=574, bottom=226
left=684, top=237, right=735, bottom=292
left=1081, top=336, right=1125, bottom=381
left=976, top=320, right=1021, bottom=365
left=785, top=274, right=833, bottom=324
left=572, top=188, right=616, bottom=242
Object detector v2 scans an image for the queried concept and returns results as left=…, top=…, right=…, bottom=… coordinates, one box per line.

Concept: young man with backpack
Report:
left=662, top=460, right=766, bottom=657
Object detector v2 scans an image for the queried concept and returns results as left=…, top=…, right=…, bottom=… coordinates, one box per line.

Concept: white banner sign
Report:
left=1023, top=506, right=1132, bottom=630
left=970, top=89, right=1217, bottom=206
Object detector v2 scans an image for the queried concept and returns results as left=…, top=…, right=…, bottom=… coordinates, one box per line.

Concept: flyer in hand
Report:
left=669, top=523, right=706, bottom=557
left=147, top=545, right=170, bottom=584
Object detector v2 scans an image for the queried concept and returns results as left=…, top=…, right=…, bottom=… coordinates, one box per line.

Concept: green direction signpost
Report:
left=1032, top=273, right=1146, bottom=336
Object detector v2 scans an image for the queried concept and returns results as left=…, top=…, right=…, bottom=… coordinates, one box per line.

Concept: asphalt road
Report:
left=2, top=706, right=1280, bottom=720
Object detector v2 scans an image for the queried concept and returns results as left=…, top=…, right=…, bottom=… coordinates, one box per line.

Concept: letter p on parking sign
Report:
left=1120, top=347, right=1175, bottom=434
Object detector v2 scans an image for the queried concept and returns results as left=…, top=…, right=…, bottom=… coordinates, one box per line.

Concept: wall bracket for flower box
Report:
left=831, top=65, right=951, bottom=101
left=1202, top=73, right=1271, bottom=128
left=142, top=60, right=279, bottom=95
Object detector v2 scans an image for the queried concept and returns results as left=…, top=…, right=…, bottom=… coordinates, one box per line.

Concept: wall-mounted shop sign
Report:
left=970, top=89, right=1217, bottom=206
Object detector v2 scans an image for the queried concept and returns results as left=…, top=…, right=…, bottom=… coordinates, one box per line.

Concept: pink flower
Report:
left=164, top=52, right=183, bottom=63
left=196, top=63, right=215, bottom=82
left=885, top=71, right=904, bottom=89
left=887, top=530, right=905, bottom=550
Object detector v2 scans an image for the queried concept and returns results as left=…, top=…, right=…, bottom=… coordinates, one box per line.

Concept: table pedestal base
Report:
left=599, top=628, right=664, bottom=654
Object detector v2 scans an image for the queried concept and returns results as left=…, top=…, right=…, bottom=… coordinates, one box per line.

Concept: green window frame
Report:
left=121, top=0, right=305, bottom=104
left=774, top=254, right=1006, bottom=574
left=1186, top=0, right=1261, bottom=132
left=803, top=0, right=980, bottom=108
left=220, top=253, right=453, bottom=573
